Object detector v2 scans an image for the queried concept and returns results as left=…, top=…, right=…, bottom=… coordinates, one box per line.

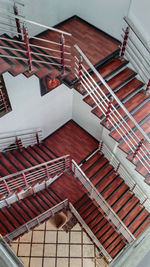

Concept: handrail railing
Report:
left=99, top=141, right=150, bottom=212
left=72, top=159, right=136, bottom=244
left=0, top=128, right=42, bottom=152
left=69, top=202, right=113, bottom=263
left=121, top=17, right=150, bottom=92
left=0, top=155, right=70, bottom=202
left=4, top=199, right=69, bottom=243
left=74, top=44, right=150, bottom=177
left=0, top=3, right=72, bottom=73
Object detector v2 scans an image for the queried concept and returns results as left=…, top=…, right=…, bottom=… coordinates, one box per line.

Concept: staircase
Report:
left=74, top=47, right=150, bottom=180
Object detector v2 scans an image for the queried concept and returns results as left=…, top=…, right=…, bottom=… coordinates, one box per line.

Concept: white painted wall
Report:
left=75, top=0, right=131, bottom=40
left=0, top=73, right=73, bottom=139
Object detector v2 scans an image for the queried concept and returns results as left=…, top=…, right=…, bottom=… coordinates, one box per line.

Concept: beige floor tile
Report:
left=11, top=243, right=18, bottom=254
left=32, top=230, right=44, bottom=243
left=72, top=223, right=82, bottom=231
left=46, top=220, right=57, bottom=230
left=58, top=231, right=69, bottom=243
left=31, top=244, right=43, bottom=256
left=83, top=244, right=95, bottom=257
left=19, top=231, right=32, bottom=243
left=44, top=244, right=56, bottom=257
left=57, top=258, right=68, bottom=267
left=34, top=222, right=45, bottom=230
left=30, top=257, right=42, bottom=267
left=70, top=258, right=82, bottom=267
left=70, top=231, right=81, bottom=243
left=43, top=258, right=55, bottom=267
left=18, top=244, right=31, bottom=257
left=83, top=258, right=95, bottom=267
left=45, top=231, right=57, bottom=243
left=83, top=232, right=93, bottom=244
left=57, top=244, right=69, bottom=257
left=20, top=257, right=29, bottom=267
left=70, top=245, right=81, bottom=257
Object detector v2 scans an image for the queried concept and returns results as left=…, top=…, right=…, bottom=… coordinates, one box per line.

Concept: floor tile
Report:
left=19, top=231, right=32, bottom=243
left=18, top=244, right=30, bottom=257
left=44, top=244, right=56, bottom=257
left=70, top=231, right=81, bottom=243
left=32, top=230, right=44, bottom=243
left=70, top=258, right=82, bottom=267
left=31, top=244, right=43, bottom=256
left=57, top=244, right=69, bottom=257
left=11, top=243, right=18, bottom=254
left=20, top=257, right=29, bottom=267
left=43, top=258, right=55, bottom=267
left=57, top=258, right=68, bottom=267
left=30, top=257, right=43, bottom=267
left=70, top=244, right=81, bottom=257
left=72, top=223, right=82, bottom=231
left=34, top=222, right=45, bottom=230
left=83, top=258, right=95, bottom=267
left=83, top=232, right=92, bottom=244
left=45, top=231, right=57, bottom=243
left=83, top=244, right=95, bottom=257
left=46, top=220, right=57, bottom=230
left=58, top=231, right=69, bottom=243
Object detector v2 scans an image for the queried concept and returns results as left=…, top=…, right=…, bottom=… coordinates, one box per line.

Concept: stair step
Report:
left=81, top=152, right=103, bottom=172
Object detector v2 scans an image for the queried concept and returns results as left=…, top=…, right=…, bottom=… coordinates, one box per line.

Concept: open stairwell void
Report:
left=0, top=121, right=149, bottom=264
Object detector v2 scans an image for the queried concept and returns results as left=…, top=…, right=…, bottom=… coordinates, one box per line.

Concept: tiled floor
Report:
left=10, top=219, right=104, bottom=267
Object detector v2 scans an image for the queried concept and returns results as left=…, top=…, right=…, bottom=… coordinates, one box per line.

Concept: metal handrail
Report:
left=0, top=7, right=72, bottom=36
left=72, top=159, right=136, bottom=243
left=74, top=45, right=150, bottom=175
left=69, top=202, right=112, bottom=262
left=4, top=199, right=69, bottom=243
left=74, top=44, right=150, bottom=144
left=0, top=128, right=42, bottom=152
left=124, top=17, right=150, bottom=54
left=99, top=141, right=150, bottom=212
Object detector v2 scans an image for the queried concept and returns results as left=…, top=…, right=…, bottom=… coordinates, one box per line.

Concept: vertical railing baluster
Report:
left=4, top=179, right=11, bottom=195
left=145, top=79, right=150, bottom=95
left=104, top=97, right=113, bottom=127
left=23, top=25, right=33, bottom=72
left=13, top=4, right=22, bottom=40
left=36, top=133, right=40, bottom=146
left=22, top=172, right=29, bottom=187
left=78, top=56, right=83, bottom=91
left=120, top=26, right=129, bottom=58
left=60, top=34, right=65, bottom=75
left=16, top=137, right=21, bottom=151
left=0, top=89, right=8, bottom=112
left=132, top=139, right=144, bottom=163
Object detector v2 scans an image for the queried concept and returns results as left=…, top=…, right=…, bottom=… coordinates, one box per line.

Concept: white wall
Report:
left=75, top=0, right=131, bottom=40
left=0, top=73, right=73, bottom=139
left=128, top=0, right=150, bottom=45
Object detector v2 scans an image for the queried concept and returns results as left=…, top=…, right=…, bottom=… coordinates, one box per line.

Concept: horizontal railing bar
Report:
left=0, top=155, right=69, bottom=182
left=29, top=43, right=71, bottom=55
left=0, top=26, right=22, bottom=36
left=74, top=44, right=150, bottom=144
left=0, top=130, right=42, bottom=140
left=0, top=54, right=27, bottom=60
left=0, top=37, right=25, bottom=45
left=122, top=29, right=150, bottom=68
left=124, top=16, right=150, bottom=53
left=29, top=36, right=71, bottom=48
left=0, top=9, right=72, bottom=36
left=31, top=59, right=61, bottom=66
left=0, top=45, right=26, bottom=53
left=31, top=51, right=71, bottom=61
left=0, top=13, right=24, bottom=24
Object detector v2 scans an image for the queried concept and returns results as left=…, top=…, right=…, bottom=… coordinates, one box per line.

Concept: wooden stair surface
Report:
left=80, top=151, right=150, bottom=239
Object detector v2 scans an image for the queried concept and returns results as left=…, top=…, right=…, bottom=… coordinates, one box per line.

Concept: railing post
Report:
left=115, top=163, right=120, bottom=175
left=13, top=4, right=22, bottom=40
left=78, top=56, right=83, bottom=91
left=99, top=141, right=103, bottom=154
left=45, top=164, right=50, bottom=179
left=145, top=79, right=150, bottom=95
left=22, top=172, right=29, bottom=187
left=60, top=34, right=65, bottom=75
left=120, top=26, right=129, bottom=58
left=104, top=97, right=113, bottom=127
left=0, top=89, right=8, bottom=112
left=16, top=137, right=21, bottom=151
left=23, top=25, right=33, bottom=72
left=4, top=179, right=11, bottom=195
left=36, top=133, right=40, bottom=146
left=132, top=139, right=144, bottom=163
